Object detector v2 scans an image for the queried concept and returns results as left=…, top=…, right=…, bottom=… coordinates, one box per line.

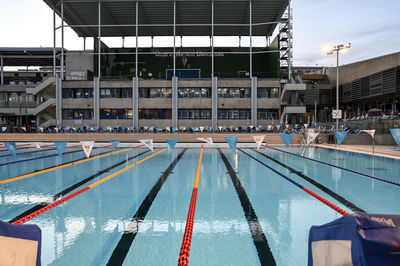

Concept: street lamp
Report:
left=326, top=43, right=351, bottom=132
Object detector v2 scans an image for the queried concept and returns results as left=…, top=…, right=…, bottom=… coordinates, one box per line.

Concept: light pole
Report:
left=326, top=43, right=351, bottom=132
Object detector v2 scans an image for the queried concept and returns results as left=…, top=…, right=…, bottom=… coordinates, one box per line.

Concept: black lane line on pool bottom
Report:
left=218, top=149, right=277, bottom=266
left=9, top=150, right=150, bottom=224
left=107, top=148, right=187, bottom=265
left=252, top=149, right=366, bottom=213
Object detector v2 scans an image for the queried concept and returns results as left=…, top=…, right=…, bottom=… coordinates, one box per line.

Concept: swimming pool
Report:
left=0, top=144, right=399, bottom=265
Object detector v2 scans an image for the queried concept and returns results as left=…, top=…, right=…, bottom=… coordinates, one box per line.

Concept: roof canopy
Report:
left=0, top=47, right=64, bottom=67
left=44, top=0, right=288, bottom=37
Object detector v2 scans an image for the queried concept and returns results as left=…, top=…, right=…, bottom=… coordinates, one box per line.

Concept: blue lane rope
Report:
left=263, top=145, right=400, bottom=187
left=0, top=147, right=56, bottom=158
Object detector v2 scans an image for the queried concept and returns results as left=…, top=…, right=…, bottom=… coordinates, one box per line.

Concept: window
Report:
left=218, top=88, right=250, bottom=98
left=100, top=109, right=132, bottom=119
left=257, top=109, right=279, bottom=120
left=139, top=109, right=172, bottom=119
left=218, top=109, right=251, bottom=119
left=257, top=88, right=279, bottom=98
left=178, top=109, right=211, bottom=119
left=62, top=109, right=93, bottom=120
left=139, top=88, right=172, bottom=98
left=178, top=88, right=211, bottom=98
left=62, top=88, right=93, bottom=98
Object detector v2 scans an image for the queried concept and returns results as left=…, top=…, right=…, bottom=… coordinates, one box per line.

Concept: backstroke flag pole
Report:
left=335, top=131, right=349, bottom=146
left=307, top=132, right=320, bottom=145
left=110, top=140, right=120, bottom=150
left=225, top=136, right=238, bottom=152
left=280, top=134, right=294, bottom=148
left=80, top=141, right=94, bottom=158
left=253, top=135, right=265, bottom=150
left=361, top=129, right=376, bottom=154
left=390, top=128, right=400, bottom=150
left=167, top=138, right=178, bottom=151
left=4, top=142, right=17, bottom=156
left=55, top=141, right=67, bottom=156
left=139, top=139, right=154, bottom=151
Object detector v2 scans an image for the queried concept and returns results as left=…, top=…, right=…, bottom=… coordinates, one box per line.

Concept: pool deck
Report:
left=318, top=144, right=400, bottom=160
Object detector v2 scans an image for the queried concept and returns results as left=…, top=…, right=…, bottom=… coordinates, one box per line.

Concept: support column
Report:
left=0, top=57, right=3, bottom=85
left=53, top=7, right=56, bottom=77
left=211, top=0, right=214, bottom=77
left=98, top=1, right=102, bottom=79
left=249, top=0, right=252, bottom=77
left=172, top=76, right=178, bottom=128
left=55, top=73, right=62, bottom=126
left=61, top=0, right=64, bottom=80
left=93, top=77, right=100, bottom=128
left=133, top=77, right=139, bottom=128
left=212, top=77, right=218, bottom=129
left=287, top=0, right=292, bottom=79
left=251, top=76, right=257, bottom=126
left=135, top=0, right=138, bottom=78
left=173, top=0, right=176, bottom=76
left=83, top=37, right=86, bottom=51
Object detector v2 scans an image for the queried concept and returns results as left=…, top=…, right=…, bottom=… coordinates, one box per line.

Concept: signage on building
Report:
left=332, top=109, right=342, bottom=119
left=155, top=50, right=224, bottom=57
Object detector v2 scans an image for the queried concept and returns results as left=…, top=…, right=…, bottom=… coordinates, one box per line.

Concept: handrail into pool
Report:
left=12, top=147, right=167, bottom=225
left=238, top=148, right=350, bottom=216
left=262, top=145, right=400, bottom=187
left=178, top=145, right=204, bottom=266
left=0, top=144, right=143, bottom=185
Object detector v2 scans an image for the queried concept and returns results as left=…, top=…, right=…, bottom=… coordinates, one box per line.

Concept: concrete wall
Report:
left=63, top=99, right=93, bottom=109
left=326, top=52, right=400, bottom=85
left=65, top=52, right=93, bottom=80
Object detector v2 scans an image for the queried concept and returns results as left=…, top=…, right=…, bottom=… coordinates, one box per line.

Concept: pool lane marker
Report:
left=263, top=145, right=400, bottom=187
left=253, top=149, right=366, bottom=213
left=107, top=149, right=187, bottom=265
left=9, top=150, right=150, bottom=224
left=178, top=145, right=203, bottom=266
left=237, top=148, right=350, bottom=216
left=0, top=144, right=143, bottom=185
left=218, top=149, right=276, bottom=266
left=12, top=148, right=167, bottom=225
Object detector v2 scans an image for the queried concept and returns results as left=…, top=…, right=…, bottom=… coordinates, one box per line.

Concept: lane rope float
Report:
left=178, top=145, right=204, bottom=266
left=12, top=147, right=167, bottom=224
left=262, top=145, right=400, bottom=187
left=238, top=148, right=349, bottom=216
left=0, top=144, right=143, bottom=185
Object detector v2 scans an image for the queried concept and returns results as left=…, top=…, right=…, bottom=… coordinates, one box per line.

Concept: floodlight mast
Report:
left=326, top=43, right=351, bottom=132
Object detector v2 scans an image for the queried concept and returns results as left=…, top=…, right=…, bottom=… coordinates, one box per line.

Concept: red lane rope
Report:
left=178, top=188, right=198, bottom=266
left=302, top=187, right=349, bottom=216
left=178, top=146, right=203, bottom=266
left=12, top=187, right=90, bottom=225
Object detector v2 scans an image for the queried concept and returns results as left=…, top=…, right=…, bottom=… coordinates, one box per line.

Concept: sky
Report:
left=0, top=0, right=399, bottom=68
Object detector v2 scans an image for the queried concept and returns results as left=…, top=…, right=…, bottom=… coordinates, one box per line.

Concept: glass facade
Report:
left=62, top=109, right=93, bottom=120
left=218, top=109, right=251, bottom=119
left=257, top=109, right=279, bottom=120
left=100, top=88, right=132, bottom=98
left=178, top=88, right=211, bottom=98
left=62, top=88, right=93, bottom=98
left=178, top=109, right=211, bottom=119
left=100, top=109, right=133, bottom=119
left=139, top=109, right=172, bottom=119
left=257, top=87, right=279, bottom=98
left=218, top=88, right=250, bottom=98
left=139, top=88, right=172, bottom=98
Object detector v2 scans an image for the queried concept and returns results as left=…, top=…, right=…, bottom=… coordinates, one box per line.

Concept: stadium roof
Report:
left=44, top=0, right=288, bottom=37
left=0, top=47, right=64, bottom=66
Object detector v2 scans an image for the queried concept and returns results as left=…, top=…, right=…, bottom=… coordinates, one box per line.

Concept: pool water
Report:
left=0, top=145, right=399, bottom=265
